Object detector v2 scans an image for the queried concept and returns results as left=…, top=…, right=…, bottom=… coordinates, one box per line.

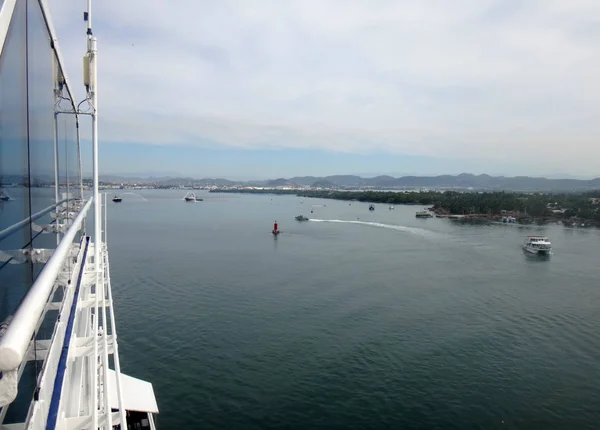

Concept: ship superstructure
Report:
left=0, top=0, right=158, bottom=428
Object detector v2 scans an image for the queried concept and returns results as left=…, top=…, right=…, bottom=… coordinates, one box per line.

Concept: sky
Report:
left=50, top=0, right=600, bottom=179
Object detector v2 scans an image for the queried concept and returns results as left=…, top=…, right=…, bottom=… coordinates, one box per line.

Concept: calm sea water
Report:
left=102, top=190, right=600, bottom=429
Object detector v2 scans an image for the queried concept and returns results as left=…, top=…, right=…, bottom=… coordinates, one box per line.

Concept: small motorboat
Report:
left=272, top=221, right=280, bottom=235
left=0, top=193, right=10, bottom=201
left=295, top=215, right=309, bottom=221
left=415, top=211, right=432, bottom=218
left=369, top=204, right=375, bottom=211
left=389, top=205, right=394, bottom=210
left=184, top=192, right=197, bottom=202
left=112, top=195, right=122, bottom=203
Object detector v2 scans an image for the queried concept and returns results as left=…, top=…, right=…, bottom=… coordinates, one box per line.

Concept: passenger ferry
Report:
left=523, top=236, right=552, bottom=255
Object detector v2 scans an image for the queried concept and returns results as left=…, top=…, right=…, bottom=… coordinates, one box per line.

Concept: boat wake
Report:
left=119, top=192, right=148, bottom=201
left=309, top=219, right=442, bottom=238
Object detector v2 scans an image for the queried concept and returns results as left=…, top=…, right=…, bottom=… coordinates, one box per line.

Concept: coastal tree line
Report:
left=211, top=189, right=600, bottom=221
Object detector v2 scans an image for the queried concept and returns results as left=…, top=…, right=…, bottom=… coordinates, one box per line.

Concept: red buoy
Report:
left=272, top=221, right=280, bottom=235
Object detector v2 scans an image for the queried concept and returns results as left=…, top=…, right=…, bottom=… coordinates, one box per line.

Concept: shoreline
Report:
left=210, top=188, right=600, bottom=228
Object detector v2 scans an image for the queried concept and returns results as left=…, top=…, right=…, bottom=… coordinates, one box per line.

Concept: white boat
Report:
left=389, top=205, right=394, bottom=210
left=523, top=236, right=552, bottom=255
left=0, top=1, right=158, bottom=428
left=184, top=191, right=202, bottom=202
left=184, top=192, right=197, bottom=202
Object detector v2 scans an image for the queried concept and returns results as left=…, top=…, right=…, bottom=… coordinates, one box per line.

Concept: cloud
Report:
left=50, top=0, right=600, bottom=174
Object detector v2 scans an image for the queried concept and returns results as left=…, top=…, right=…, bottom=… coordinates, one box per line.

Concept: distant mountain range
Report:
left=4, top=172, right=599, bottom=192
left=90, top=173, right=600, bottom=192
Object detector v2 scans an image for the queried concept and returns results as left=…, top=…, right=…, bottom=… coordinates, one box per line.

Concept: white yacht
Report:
left=0, top=1, right=158, bottom=428
left=523, top=236, right=552, bottom=255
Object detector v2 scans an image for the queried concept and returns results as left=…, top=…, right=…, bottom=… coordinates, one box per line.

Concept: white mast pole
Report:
left=89, top=35, right=99, bottom=281
left=84, top=0, right=101, bottom=428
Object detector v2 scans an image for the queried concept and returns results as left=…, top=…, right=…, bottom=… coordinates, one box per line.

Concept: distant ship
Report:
left=295, top=215, right=309, bottom=221
left=112, top=195, right=122, bottom=202
left=369, top=204, right=375, bottom=211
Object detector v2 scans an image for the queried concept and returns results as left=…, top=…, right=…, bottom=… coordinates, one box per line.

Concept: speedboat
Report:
left=295, top=215, right=309, bottom=221
left=523, top=236, right=552, bottom=255
left=112, top=195, right=122, bottom=202
left=0, top=192, right=9, bottom=201
left=416, top=211, right=432, bottom=218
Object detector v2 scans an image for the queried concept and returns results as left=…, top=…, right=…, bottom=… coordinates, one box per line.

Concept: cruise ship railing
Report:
left=0, top=198, right=69, bottom=243
left=0, top=197, right=93, bottom=373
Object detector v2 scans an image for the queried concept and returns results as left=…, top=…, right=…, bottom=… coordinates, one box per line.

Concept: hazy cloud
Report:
left=50, top=0, right=600, bottom=175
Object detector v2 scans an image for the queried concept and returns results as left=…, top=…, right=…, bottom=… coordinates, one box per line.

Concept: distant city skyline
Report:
left=50, top=0, right=600, bottom=179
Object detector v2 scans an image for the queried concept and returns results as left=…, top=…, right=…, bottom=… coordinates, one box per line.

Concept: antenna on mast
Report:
left=84, top=0, right=92, bottom=36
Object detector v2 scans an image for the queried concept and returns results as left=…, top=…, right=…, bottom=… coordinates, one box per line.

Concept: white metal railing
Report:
left=0, top=197, right=93, bottom=372
left=0, top=198, right=69, bottom=243
left=24, top=236, right=88, bottom=428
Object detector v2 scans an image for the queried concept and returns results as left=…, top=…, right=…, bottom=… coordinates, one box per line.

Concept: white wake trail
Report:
left=309, top=219, right=443, bottom=238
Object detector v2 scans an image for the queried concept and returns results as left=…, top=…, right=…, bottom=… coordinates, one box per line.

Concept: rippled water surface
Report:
left=105, top=190, right=600, bottom=429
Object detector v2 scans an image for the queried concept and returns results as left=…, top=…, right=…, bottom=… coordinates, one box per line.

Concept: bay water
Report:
left=105, top=190, right=600, bottom=429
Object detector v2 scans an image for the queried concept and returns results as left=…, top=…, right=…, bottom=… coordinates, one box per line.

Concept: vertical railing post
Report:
left=86, top=4, right=101, bottom=425
left=53, top=111, right=60, bottom=245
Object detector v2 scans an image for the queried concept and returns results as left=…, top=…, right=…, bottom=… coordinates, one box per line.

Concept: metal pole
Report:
left=76, top=118, right=83, bottom=202
left=105, top=234, right=128, bottom=429
left=100, top=194, right=112, bottom=429
left=76, top=117, right=85, bottom=233
left=89, top=11, right=100, bottom=426
left=53, top=112, right=60, bottom=245
left=91, top=36, right=99, bottom=281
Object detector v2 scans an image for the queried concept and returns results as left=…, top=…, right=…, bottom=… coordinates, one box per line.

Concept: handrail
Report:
left=46, top=237, right=90, bottom=430
left=0, top=197, right=69, bottom=243
left=0, top=197, right=93, bottom=371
